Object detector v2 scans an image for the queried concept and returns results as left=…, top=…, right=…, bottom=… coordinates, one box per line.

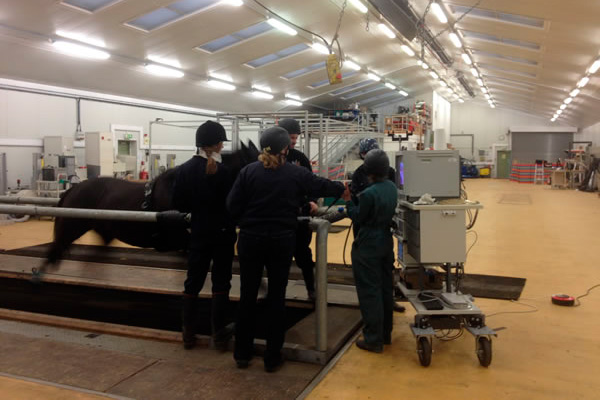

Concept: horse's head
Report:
left=222, top=140, right=259, bottom=176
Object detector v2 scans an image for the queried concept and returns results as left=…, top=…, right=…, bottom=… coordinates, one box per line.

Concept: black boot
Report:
left=182, top=294, right=197, bottom=350
left=211, top=293, right=234, bottom=352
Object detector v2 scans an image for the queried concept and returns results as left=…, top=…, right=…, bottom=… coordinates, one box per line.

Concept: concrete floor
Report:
left=1, top=179, right=599, bottom=399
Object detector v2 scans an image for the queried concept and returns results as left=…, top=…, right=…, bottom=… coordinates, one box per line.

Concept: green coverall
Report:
left=346, top=179, right=398, bottom=346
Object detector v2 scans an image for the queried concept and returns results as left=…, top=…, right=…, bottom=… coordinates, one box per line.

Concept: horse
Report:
left=38, top=141, right=259, bottom=276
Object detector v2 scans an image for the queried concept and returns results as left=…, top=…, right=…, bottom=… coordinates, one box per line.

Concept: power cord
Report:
left=574, top=283, right=600, bottom=307
left=465, top=230, right=478, bottom=259
left=486, top=300, right=539, bottom=318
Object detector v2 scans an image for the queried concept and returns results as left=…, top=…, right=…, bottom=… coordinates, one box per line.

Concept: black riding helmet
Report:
left=278, top=118, right=301, bottom=135
left=363, top=149, right=390, bottom=178
left=196, top=120, right=229, bottom=147
left=260, top=127, right=291, bottom=155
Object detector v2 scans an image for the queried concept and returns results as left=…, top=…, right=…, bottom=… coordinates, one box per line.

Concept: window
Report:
left=126, top=0, right=221, bottom=32
left=308, top=72, right=359, bottom=89
left=461, top=30, right=540, bottom=51
left=339, top=83, right=384, bottom=99
left=61, top=0, right=122, bottom=13
left=328, top=80, right=373, bottom=96
left=281, top=62, right=326, bottom=80
left=472, top=50, right=538, bottom=66
left=245, top=43, right=311, bottom=68
left=450, top=5, right=544, bottom=28
left=196, top=21, right=274, bottom=53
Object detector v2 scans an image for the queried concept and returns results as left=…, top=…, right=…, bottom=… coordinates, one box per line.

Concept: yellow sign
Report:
left=326, top=54, right=342, bottom=85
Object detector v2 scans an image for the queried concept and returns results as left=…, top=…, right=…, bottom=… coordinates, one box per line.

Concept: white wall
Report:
left=579, top=121, right=600, bottom=146
left=0, top=86, right=253, bottom=188
left=450, top=101, right=565, bottom=159
left=432, top=91, right=451, bottom=149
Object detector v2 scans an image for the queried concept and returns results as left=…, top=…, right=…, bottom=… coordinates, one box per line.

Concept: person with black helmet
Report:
left=343, top=149, right=398, bottom=353
left=277, top=118, right=318, bottom=300
left=350, top=138, right=396, bottom=237
left=172, top=120, right=236, bottom=351
left=227, top=126, right=344, bottom=372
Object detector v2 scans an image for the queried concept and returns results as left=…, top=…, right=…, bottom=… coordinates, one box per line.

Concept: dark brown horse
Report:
left=39, top=141, right=259, bottom=275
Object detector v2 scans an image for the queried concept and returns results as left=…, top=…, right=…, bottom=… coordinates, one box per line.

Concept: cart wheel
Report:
left=476, top=336, right=492, bottom=367
left=417, top=337, right=432, bottom=367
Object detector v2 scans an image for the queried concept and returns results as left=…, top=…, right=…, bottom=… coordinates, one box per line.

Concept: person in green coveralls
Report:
left=342, top=149, right=398, bottom=353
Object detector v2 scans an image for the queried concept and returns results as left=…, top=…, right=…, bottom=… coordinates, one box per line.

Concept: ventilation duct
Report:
left=457, top=72, right=475, bottom=97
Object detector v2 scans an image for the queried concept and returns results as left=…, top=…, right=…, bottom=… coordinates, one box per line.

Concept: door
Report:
left=497, top=150, right=511, bottom=179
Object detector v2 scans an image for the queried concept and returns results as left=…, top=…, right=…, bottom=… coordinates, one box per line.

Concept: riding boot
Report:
left=211, top=293, right=234, bottom=352
left=182, top=294, right=197, bottom=350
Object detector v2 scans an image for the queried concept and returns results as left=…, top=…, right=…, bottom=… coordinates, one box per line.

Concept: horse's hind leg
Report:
left=36, top=217, right=91, bottom=278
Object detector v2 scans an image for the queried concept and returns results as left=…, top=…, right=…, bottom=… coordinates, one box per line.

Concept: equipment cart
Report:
left=394, top=200, right=496, bottom=367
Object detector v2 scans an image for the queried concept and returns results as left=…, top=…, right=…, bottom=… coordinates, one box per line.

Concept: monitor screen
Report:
left=396, top=155, right=404, bottom=189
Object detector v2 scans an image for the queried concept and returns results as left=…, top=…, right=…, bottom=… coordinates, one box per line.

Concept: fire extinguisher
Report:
left=139, top=161, right=149, bottom=180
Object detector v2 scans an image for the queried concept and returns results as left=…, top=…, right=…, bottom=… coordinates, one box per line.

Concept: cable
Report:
left=574, top=283, right=600, bottom=307
left=465, top=230, right=478, bottom=259
left=486, top=300, right=538, bottom=318
left=342, top=221, right=353, bottom=268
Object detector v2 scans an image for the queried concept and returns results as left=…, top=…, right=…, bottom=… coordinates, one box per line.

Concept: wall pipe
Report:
left=0, top=196, right=60, bottom=206
left=0, top=204, right=175, bottom=222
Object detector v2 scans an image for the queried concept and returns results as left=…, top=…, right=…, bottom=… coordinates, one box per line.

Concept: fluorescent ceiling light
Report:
left=401, top=45, right=415, bottom=57
left=439, top=80, right=448, bottom=87
left=344, top=60, right=361, bottom=71
left=458, top=98, right=465, bottom=103
left=485, top=94, right=490, bottom=99
left=430, top=71, right=439, bottom=79
left=422, top=63, right=429, bottom=70
left=55, top=30, right=105, bottom=48
left=556, top=109, right=563, bottom=115
left=560, top=104, right=566, bottom=110
left=221, top=0, right=243, bottom=5
left=577, top=76, right=590, bottom=87
left=461, top=53, right=472, bottom=65
left=252, top=89, right=274, bottom=99
left=417, top=59, right=423, bottom=66
left=285, top=98, right=303, bottom=106
left=52, top=40, right=110, bottom=60
left=564, top=97, right=573, bottom=104
left=147, top=55, right=181, bottom=68
left=481, top=87, right=488, bottom=93
left=267, top=18, right=297, bottom=36
left=470, top=68, right=479, bottom=77
left=449, top=32, right=462, bottom=48
left=385, top=82, right=396, bottom=89
left=490, top=104, right=495, bottom=108
left=348, top=0, right=368, bottom=13
left=553, top=114, right=558, bottom=119
left=476, top=78, right=484, bottom=86
left=431, top=2, right=448, bottom=23
left=286, top=93, right=301, bottom=101
left=367, top=72, right=381, bottom=81
left=589, top=59, right=600, bottom=74
left=551, top=118, right=556, bottom=122
left=311, top=42, right=330, bottom=54
left=145, top=63, right=184, bottom=78
left=570, top=88, right=580, bottom=97
left=378, top=23, right=396, bottom=39
left=207, top=79, right=236, bottom=90
left=399, top=90, right=409, bottom=96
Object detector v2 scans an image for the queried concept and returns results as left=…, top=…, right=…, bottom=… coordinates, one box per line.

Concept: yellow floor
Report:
left=0, top=375, right=115, bottom=400
left=1, top=180, right=599, bottom=399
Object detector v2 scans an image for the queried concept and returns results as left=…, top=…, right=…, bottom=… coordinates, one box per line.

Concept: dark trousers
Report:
left=184, top=228, right=237, bottom=332
left=351, top=235, right=394, bottom=346
left=234, top=229, right=295, bottom=365
left=294, top=222, right=314, bottom=292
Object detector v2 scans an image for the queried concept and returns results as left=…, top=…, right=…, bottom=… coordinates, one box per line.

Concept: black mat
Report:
left=459, top=273, right=526, bottom=300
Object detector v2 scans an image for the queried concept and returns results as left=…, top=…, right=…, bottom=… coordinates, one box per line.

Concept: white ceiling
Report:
left=0, top=0, right=598, bottom=127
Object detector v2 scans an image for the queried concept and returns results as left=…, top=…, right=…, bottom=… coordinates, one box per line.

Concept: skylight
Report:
left=461, top=30, right=541, bottom=51
left=339, top=83, right=385, bottom=99
left=471, top=50, right=538, bottom=66
left=450, top=5, right=544, bottom=28
left=245, top=43, right=311, bottom=68
left=328, top=80, right=374, bottom=96
left=360, top=91, right=401, bottom=104
left=308, top=72, right=359, bottom=89
left=478, top=63, right=537, bottom=78
left=196, top=21, right=274, bottom=53
left=61, top=0, right=122, bottom=13
left=126, top=0, right=221, bottom=32
left=485, top=75, right=537, bottom=91
left=281, top=61, right=326, bottom=80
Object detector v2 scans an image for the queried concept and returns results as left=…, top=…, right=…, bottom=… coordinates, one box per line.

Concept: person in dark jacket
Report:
left=350, top=138, right=396, bottom=236
left=278, top=118, right=318, bottom=300
left=227, top=126, right=344, bottom=372
left=343, top=149, right=398, bottom=353
left=172, top=120, right=236, bottom=351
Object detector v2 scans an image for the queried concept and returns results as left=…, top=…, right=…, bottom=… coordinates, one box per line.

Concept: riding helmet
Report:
left=196, top=121, right=229, bottom=147
left=278, top=118, right=301, bottom=135
left=260, top=127, right=291, bottom=155
left=363, top=149, right=389, bottom=178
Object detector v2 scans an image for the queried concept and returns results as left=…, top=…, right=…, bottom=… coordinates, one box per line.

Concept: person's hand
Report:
left=342, top=183, right=351, bottom=202
left=309, top=201, right=319, bottom=216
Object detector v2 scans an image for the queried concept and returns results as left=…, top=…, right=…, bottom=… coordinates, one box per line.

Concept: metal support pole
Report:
left=0, top=204, right=165, bottom=222
left=309, top=218, right=331, bottom=352
left=0, top=196, right=60, bottom=206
